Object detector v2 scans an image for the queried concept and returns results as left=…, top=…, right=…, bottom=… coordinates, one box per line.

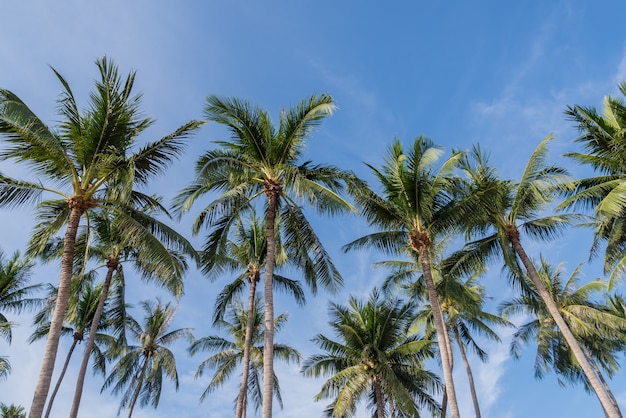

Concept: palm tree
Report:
left=206, top=211, right=304, bottom=418
left=0, top=57, right=203, bottom=417
left=29, top=282, right=112, bottom=418
left=562, top=82, right=626, bottom=288
left=0, top=404, right=26, bottom=418
left=189, top=297, right=300, bottom=417
left=0, top=250, right=39, bottom=378
left=500, top=256, right=625, bottom=412
left=102, top=299, right=192, bottom=418
left=409, top=266, right=511, bottom=418
left=302, top=288, right=442, bottom=417
left=454, top=138, right=623, bottom=417
left=174, top=93, right=356, bottom=418
left=344, top=137, right=466, bottom=417
left=64, top=203, right=193, bottom=417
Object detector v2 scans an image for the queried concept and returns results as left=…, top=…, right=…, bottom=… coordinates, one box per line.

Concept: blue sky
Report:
left=1, top=1, right=626, bottom=417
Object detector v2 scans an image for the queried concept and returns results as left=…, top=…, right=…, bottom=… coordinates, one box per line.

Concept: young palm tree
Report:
left=206, top=211, right=304, bottom=418
left=344, top=137, right=466, bottom=417
left=500, top=257, right=625, bottom=411
left=455, top=139, right=623, bottom=417
left=102, top=299, right=192, bottom=418
left=561, top=82, right=626, bottom=288
left=29, top=282, right=111, bottom=418
left=302, top=288, right=441, bottom=417
left=0, top=57, right=203, bottom=417
left=190, top=297, right=300, bottom=417
left=174, top=93, right=356, bottom=418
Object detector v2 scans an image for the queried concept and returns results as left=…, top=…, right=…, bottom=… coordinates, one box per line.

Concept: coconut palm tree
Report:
left=561, top=82, right=626, bottom=288
left=0, top=250, right=39, bottom=379
left=189, top=297, right=300, bottom=417
left=344, top=137, right=467, bottom=417
left=0, top=57, right=203, bottom=417
left=411, top=267, right=511, bottom=418
left=102, top=299, right=192, bottom=418
left=174, top=93, right=356, bottom=418
left=29, top=282, right=112, bottom=418
left=500, top=256, right=625, bottom=412
left=63, top=203, right=193, bottom=417
left=302, top=288, right=441, bottom=417
left=206, top=211, right=304, bottom=418
left=454, top=139, right=623, bottom=417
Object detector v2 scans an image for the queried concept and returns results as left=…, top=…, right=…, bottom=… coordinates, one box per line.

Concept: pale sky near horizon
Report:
left=2, top=1, right=626, bottom=417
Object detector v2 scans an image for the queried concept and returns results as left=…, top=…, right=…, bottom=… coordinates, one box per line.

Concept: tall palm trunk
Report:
left=581, top=338, right=620, bottom=411
left=69, top=261, right=117, bottom=418
left=506, top=224, right=623, bottom=418
left=44, top=336, right=81, bottom=418
left=127, top=357, right=150, bottom=418
left=235, top=271, right=259, bottom=418
left=454, top=324, right=481, bottom=418
left=373, top=377, right=385, bottom=418
left=262, top=182, right=280, bottom=418
left=30, top=205, right=84, bottom=418
left=412, top=233, right=461, bottom=418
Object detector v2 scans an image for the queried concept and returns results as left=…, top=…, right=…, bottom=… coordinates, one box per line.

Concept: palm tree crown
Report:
left=302, top=288, right=441, bottom=418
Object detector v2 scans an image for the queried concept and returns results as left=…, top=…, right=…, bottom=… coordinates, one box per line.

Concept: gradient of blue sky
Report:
left=1, top=1, right=626, bottom=417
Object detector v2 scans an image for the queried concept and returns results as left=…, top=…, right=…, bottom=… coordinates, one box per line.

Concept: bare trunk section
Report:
left=506, top=224, right=623, bottom=418
left=262, top=180, right=281, bottom=418
left=44, top=337, right=80, bottom=418
left=30, top=204, right=85, bottom=418
left=454, top=324, right=481, bottom=418
left=581, top=341, right=620, bottom=411
left=235, top=270, right=259, bottom=418
left=69, top=261, right=117, bottom=418
left=410, top=230, right=461, bottom=418
left=373, top=377, right=385, bottom=418
left=127, top=356, right=150, bottom=418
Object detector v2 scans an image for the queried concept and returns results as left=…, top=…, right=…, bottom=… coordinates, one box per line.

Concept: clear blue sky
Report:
left=1, top=1, right=626, bottom=417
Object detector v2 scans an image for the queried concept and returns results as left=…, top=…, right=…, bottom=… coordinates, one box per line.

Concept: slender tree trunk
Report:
left=441, top=390, right=448, bottom=417
left=235, top=272, right=259, bottom=418
left=69, top=262, right=116, bottom=418
left=412, top=234, right=460, bottom=418
left=373, top=378, right=385, bottom=418
left=262, top=182, right=280, bottom=418
left=127, top=357, right=150, bottom=418
left=44, top=338, right=80, bottom=418
left=454, top=324, right=481, bottom=418
left=30, top=205, right=84, bottom=418
left=506, top=225, right=623, bottom=418
left=581, top=343, right=620, bottom=412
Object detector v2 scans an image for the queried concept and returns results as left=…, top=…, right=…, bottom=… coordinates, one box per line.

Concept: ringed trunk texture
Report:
left=411, top=231, right=461, bottom=418
left=44, top=338, right=80, bottom=418
left=506, top=224, right=623, bottom=418
left=29, top=205, right=85, bottom=418
left=235, top=272, right=259, bottom=418
left=262, top=181, right=280, bottom=418
left=454, top=325, right=481, bottom=418
left=69, top=262, right=117, bottom=418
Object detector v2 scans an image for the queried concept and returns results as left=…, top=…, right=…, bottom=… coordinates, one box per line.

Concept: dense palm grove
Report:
left=1, top=57, right=626, bottom=418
